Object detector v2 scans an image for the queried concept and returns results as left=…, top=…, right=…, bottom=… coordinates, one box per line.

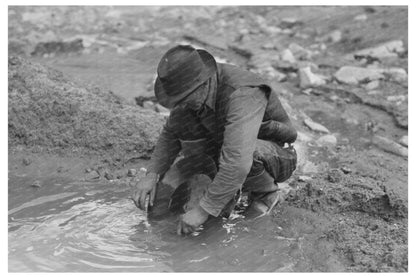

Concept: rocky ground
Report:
left=8, top=6, right=408, bottom=272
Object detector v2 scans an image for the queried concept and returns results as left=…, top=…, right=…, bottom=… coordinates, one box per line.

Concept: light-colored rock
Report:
left=289, top=43, right=314, bottom=60
left=317, top=134, right=338, bottom=145
left=31, top=180, right=41, bottom=188
left=299, top=67, right=326, bottom=88
left=298, top=175, right=312, bottom=182
left=399, top=136, right=408, bottom=147
left=328, top=30, right=342, bottom=43
left=142, top=100, right=156, bottom=110
left=365, top=80, right=380, bottom=90
left=262, top=43, right=276, bottom=50
left=304, top=118, right=330, bottom=134
left=334, top=66, right=384, bottom=85
left=384, top=68, right=408, bottom=82
left=354, top=14, right=368, bottom=21
left=85, top=170, right=100, bottom=181
left=280, top=49, right=297, bottom=64
left=353, top=40, right=405, bottom=59
left=372, top=135, right=408, bottom=157
left=387, top=95, right=406, bottom=102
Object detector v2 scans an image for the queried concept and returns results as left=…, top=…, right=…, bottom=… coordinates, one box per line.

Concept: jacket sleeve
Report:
left=147, top=116, right=181, bottom=175
left=199, top=87, right=267, bottom=217
left=258, top=92, right=297, bottom=144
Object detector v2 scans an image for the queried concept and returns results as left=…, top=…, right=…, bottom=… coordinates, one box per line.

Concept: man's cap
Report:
left=154, top=45, right=217, bottom=109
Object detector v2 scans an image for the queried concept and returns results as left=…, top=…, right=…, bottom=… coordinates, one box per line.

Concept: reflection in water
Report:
left=8, top=181, right=338, bottom=272
left=9, top=190, right=172, bottom=272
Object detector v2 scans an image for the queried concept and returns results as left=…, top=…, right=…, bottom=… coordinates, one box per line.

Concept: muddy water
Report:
left=8, top=177, right=344, bottom=272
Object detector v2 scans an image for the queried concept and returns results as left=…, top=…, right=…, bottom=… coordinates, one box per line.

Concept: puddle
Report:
left=8, top=176, right=345, bottom=272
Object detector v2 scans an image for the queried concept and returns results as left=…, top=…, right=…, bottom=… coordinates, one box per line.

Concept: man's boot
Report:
left=242, top=170, right=283, bottom=217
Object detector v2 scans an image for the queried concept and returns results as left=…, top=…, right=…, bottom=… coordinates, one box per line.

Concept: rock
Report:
left=296, top=131, right=313, bottom=142
left=31, top=180, right=41, bottom=188
left=354, top=14, right=368, bottom=21
left=304, top=119, right=330, bottom=134
left=328, top=30, right=342, bottom=43
left=298, top=67, right=326, bottom=88
left=127, top=168, right=137, bottom=177
left=298, top=175, right=312, bottom=182
left=387, top=95, right=406, bottom=102
left=104, top=171, right=114, bottom=181
left=289, top=43, right=314, bottom=60
left=399, top=136, right=408, bottom=147
left=353, top=40, right=405, bottom=59
left=384, top=68, right=408, bottom=83
left=364, top=80, right=380, bottom=90
left=262, top=43, right=276, bottom=50
left=280, top=49, right=297, bottom=64
left=334, top=66, right=384, bottom=85
left=22, top=158, right=32, bottom=166
left=85, top=170, right=100, bottom=181
left=142, top=100, right=156, bottom=111
left=279, top=18, right=303, bottom=29
left=372, top=135, right=408, bottom=157
left=340, top=166, right=352, bottom=174
left=317, top=134, right=337, bottom=145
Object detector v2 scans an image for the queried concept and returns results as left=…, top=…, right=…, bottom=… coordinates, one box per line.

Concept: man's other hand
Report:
left=131, top=172, right=158, bottom=211
left=177, top=205, right=209, bottom=235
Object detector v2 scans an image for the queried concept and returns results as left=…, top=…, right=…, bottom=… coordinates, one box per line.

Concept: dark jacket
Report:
left=148, top=63, right=297, bottom=216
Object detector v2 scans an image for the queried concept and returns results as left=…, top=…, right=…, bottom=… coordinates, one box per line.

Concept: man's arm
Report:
left=199, top=87, right=268, bottom=217
left=147, top=117, right=181, bottom=176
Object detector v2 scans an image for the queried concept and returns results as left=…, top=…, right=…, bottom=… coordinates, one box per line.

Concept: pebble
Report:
left=31, top=180, right=41, bottom=188
left=384, top=68, right=408, bottom=82
left=328, top=30, right=342, bottom=43
left=386, top=95, right=406, bottom=102
left=354, top=14, right=368, bottom=21
left=353, top=40, right=404, bottom=59
left=104, top=171, right=114, bottom=181
left=398, top=135, right=408, bottom=147
left=262, top=43, right=276, bottom=50
left=298, top=67, right=326, bottom=88
left=372, top=135, right=408, bottom=157
left=298, top=175, right=312, bottom=182
left=334, top=66, right=384, bottom=85
left=127, top=168, right=137, bottom=177
left=142, top=100, right=156, bottom=110
left=317, top=134, right=337, bottom=145
left=22, top=158, right=32, bottom=166
left=289, top=43, right=314, bottom=60
left=340, top=166, right=352, bottom=174
left=280, top=49, right=297, bottom=64
left=279, top=17, right=303, bottom=29
left=304, top=118, right=330, bottom=133
left=85, top=170, right=100, bottom=181
left=364, top=80, right=380, bottom=90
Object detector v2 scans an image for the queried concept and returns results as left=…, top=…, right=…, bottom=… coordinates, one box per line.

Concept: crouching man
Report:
left=132, top=45, right=297, bottom=235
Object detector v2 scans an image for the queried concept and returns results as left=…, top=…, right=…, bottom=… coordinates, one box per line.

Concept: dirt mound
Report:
left=288, top=169, right=407, bottom=219
left=8, top=56, right=164, bottom=159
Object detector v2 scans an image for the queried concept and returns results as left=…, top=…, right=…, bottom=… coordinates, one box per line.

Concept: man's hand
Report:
left=131, top=172, right=158, bottom=211
left=177, top=205, right=209, bottom=235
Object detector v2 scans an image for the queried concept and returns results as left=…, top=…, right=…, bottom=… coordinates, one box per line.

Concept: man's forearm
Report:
left=147, top=127, right=181, bottom=175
